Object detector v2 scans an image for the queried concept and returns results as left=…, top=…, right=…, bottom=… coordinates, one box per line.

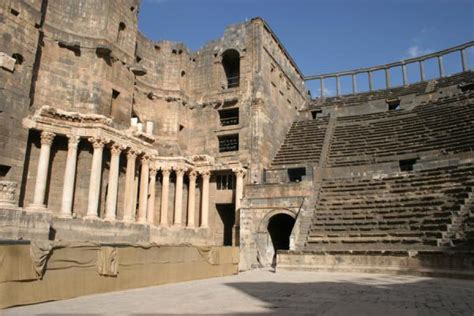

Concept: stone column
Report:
left=232, top=167, right=246, bottom=246
left=187, top=170, right=198, bottom=228
left=30, top=131, right=55, bottom=210
left=147, top=167, right=157, bottom=225
left=173, top=166, right=187, bottom=226
left=85, top=137, right=107, bottom=219
left=200, top=170, right=211, bottom=228
left=59, top=135, right=80, bottom=218
left=160, top=166, right=171, bottom=226
left=137, top=155, right=150, bottom=223
left=123, top=149, right=137, bottom=222
left=105, top=144, right=124, bottom=221
left=233, top=168, right=246, bottom=214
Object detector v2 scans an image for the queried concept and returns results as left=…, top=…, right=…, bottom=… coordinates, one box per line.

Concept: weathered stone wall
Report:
left=33, top=0, right=138, bottom=127
left=0, top=0, right=41, bottom=188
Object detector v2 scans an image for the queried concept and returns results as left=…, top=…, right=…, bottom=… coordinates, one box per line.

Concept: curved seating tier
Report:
left=271, top=117, right=328, bottom=166
left=328, top=95, right=474, bottom=167
left=305, top=164, right=474, bottom=251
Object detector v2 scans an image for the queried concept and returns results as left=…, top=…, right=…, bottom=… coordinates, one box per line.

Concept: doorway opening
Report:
left=216, top=203, right=235, bottom=246
left=267, top=213, right=295, bottom=257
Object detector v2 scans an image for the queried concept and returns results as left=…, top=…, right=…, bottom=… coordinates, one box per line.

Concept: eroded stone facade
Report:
left=0, top=1, right=308, bottom=258
left=1, top=1, right=473, bottom=275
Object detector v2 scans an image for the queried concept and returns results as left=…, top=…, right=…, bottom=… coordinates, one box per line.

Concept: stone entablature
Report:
left=24, top=106, right=157, bottom=150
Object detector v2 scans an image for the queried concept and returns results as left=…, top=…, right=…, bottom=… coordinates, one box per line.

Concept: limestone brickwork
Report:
left=0, top=0, right=473, bottom=276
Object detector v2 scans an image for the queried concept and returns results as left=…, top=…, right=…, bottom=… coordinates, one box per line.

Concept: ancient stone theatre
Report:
left=0, top=0, right=473, bottom=308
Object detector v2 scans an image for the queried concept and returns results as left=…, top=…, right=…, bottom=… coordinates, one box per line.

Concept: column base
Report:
left=0, top=202, right=19, bottom=210
left=26, top=203, right=49, bottom=212
left=122, top=218, right=135, bottom=224
left=137, top=218, right=147, bottom=224
left=83, top=215, right=100, bottom=220
left=103, top=216, right=117, bottom=222
left=57, top=213, right=73, bottom=219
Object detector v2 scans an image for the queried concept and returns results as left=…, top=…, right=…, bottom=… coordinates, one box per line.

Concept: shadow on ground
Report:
left=223, top=275, right=474, bottom=316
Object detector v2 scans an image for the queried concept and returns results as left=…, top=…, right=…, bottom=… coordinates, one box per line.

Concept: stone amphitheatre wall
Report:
left=0, top=1, right=309, bottom=250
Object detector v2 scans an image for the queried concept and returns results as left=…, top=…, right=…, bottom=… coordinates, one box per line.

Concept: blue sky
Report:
left=139, top=0, right=474, bottom=96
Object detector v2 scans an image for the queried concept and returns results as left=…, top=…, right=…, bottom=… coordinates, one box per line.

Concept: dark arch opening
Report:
left=267, top=213, right=295, bottom=252
left=222, top=49, right=240, bottom=89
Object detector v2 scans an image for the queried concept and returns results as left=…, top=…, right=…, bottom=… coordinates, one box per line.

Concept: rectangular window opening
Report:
left=399, top=158, right=418, bottom=172
left=111, top=89, right=120, bottom=116
left=0, top=165, right=11, bottom=178
left=311, top=110, right=322, bottom=119
left=216, top=174, right=235, bottom=190
left=386, top=98, right=400, bottom=111
left=288, top=167, right=306, bottom=182
left=218, top=134, right=239, bottom=152
left=219, top=108, right=239, bottom=126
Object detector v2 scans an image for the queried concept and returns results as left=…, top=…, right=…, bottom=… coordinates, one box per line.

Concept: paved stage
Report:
left=4, top=269, right=474, bottom=315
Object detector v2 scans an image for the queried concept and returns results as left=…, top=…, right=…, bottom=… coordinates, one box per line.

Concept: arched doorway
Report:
left=267, top=214, right=295, bottom=266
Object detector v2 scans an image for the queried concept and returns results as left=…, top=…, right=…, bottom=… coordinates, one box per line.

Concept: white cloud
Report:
left=406, top=45, right=432, bottom=58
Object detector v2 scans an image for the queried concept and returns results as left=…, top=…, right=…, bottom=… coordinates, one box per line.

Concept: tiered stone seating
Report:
left=305, top=164, right=474, bottom=251
left=272, top=117, right=328, bottom=166
left=329, top=95, right=474, bottom=167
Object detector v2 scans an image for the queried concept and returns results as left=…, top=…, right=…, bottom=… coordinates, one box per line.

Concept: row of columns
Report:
left=317, top=47, right=471, bottom=99
left=28, top=131, right=223, bottom=228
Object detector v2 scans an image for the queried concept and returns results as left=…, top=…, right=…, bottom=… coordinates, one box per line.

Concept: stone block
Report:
left=0, top=52, right=16, bottom=72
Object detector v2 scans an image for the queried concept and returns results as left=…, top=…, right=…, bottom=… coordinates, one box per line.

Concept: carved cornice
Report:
left=36, top=106, right=112, bottom=126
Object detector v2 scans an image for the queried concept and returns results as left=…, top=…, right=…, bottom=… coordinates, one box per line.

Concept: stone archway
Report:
left=255, top=209, right=297, bottom=267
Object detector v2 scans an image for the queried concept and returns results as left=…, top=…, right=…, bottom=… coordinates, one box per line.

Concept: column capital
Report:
left=188, top=169, right=198, bottom=179
left=161, top=166, right=172, bottom=176
left=126, top=149, right=138, bottom=159
left=150, top=168, right=158, bottom=177
left=173, top=166, right=188, bottom=176
left=199, top=169, right=211, bottom=179
left=40, top=131, right=55, bottom=145
left=232, top=167, right=247, bottom=178
left=88, top=137, right=108, bottom=149
left=66, top=134, right=80, bottom=148
left=140, top=154, right=151, bottom=164
left=110, top=143, right=125, bottom=155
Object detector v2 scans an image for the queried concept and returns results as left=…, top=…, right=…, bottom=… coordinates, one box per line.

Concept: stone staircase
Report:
left=294, top=115, right=337, bottom=250
left=440, top=185, right=474, bottom=247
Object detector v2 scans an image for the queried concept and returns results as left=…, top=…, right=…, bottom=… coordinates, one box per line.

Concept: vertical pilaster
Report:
left=147, top=167, right=157, bottom=225
left=137, top=155, right=150, bottom=223
left=105, top=144, right=123, bottom=221
left=232, top=168, right=246, bottom=246
left=85, top=137, right=107, bottom=219
left=59, top=134, right=80, bottom=217
left=123, top=149, right=137, bottom=222
left=173, top=166, right=187, bottom=226
left=30, top=131, right=55, bottom=210
left=187, top=170, right=197, bottom=228
left=160, top=166, right=171, bottom=226
left=200, top=170, right=211, bottom=228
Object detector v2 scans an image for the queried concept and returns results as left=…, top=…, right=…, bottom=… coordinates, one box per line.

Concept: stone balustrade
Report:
left=305, top=40, right=474, bottom=98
